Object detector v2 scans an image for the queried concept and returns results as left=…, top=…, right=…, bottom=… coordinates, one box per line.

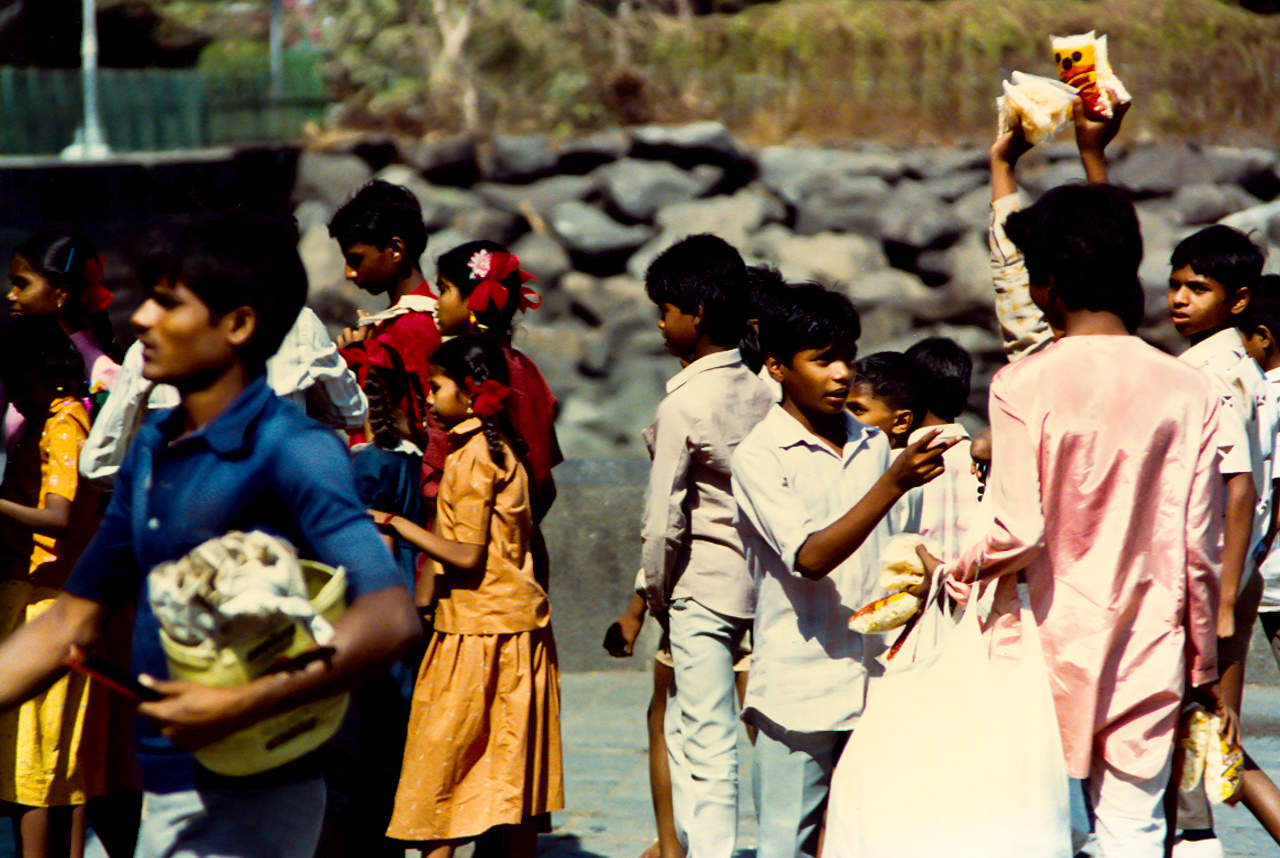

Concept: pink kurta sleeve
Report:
left=1186, top=395, right=1225, bottom=687
left=944, top=370, right=1046, bottom=597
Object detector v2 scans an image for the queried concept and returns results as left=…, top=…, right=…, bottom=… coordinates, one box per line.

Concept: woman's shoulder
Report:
left=46, top=397, right=91, bottom=434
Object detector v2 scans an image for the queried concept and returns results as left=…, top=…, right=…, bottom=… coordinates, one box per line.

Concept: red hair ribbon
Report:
left=466, top=251, right=538, bottom=315
left=81, top=255, right=113, bottom=313
left=465, top=377, right=511, bottom=418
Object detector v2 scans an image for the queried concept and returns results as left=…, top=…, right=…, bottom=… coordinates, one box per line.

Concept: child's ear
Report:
left=1230, top=286, right=1251, bottom=318
left=891, top=408, right=914, bottom=442
left=693, top=304, right=706, bottom=332
left=223, top=306, right=258, bottom=350
left=386, top=237, right=407, bottom=265
left=764, top=354, right=785, bottom=383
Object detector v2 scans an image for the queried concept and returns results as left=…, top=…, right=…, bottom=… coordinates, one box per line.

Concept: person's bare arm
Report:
left=990, top=123, right=1033, bottom=202
left=371, top=511, right=484, bottom=574
left=138, top=585, right=420, bottom=751
left=0, top=593, right=105, bottom=711
left=1218, top=472, right=1255, bottom=638
left=1073, top=92, right=1128, bottom=185
left=604, top=591, right=647, bottom=658
left=0, top=494, right=71, bottom=538
left=795, top=430, right=955, bottom=580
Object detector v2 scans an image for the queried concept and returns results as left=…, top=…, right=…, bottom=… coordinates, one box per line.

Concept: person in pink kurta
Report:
left=927, top=183, right=1225, bottom=858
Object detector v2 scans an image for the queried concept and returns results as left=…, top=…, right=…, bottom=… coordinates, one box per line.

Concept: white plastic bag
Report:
left=826, top=583, right=1072, bottom=858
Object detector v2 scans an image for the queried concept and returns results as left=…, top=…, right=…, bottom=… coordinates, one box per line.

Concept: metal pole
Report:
left=269, top=0, right=284, bottom=100
left=76, top=0, right=109, bottom=157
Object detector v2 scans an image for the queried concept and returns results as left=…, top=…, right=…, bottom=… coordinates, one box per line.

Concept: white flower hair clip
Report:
left=467, top=249, right=493, bottom=281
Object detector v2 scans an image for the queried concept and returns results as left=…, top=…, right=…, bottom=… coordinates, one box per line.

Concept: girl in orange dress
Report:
left=0, top=317, right=105, bottom=858
left=373, top=334, right=563, bottom=858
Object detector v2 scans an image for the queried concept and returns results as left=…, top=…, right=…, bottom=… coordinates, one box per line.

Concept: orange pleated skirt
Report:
left=387, top=625, right=564, bottom=841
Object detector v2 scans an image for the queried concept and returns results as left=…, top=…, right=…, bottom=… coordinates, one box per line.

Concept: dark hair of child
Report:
left=429, top=334, right=527, bottom=467
left=0, top=315, right=88, bottom=404
left=740, top=264, right=790, bottom=374
left=366, top=347, right=430, bottom=452
left=905, top=336, right=972, bottom=423
left=14, top=229, right=123, bottom=362
left=758, top=281, right=861, bottom=364
left=1004, top=183, right=1143, bottom=323
left=854, top=352, right=929, bottom=430
left=327, top=179, right=429, bottom=264
left=436, top=240, right=526, bottom=337
left=1238, top=275, right=1280, bottom=337
left=644, top=234, right=750, bottom=348
left=1171, top=225, right=1265, bottom=299
left=160, top=211, right=308, bottom=373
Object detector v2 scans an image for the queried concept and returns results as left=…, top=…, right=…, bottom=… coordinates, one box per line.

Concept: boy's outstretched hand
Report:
left=885, top=429, right=958, bottom=492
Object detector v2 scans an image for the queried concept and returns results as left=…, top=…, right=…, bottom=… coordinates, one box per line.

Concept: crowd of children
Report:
left=0, top=84, right=1272, bottom=858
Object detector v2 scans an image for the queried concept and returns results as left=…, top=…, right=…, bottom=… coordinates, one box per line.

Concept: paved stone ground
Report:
left=540, top=672, right=1280, bottom=858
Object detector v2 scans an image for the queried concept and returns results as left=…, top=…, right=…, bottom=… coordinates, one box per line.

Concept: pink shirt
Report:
left=941, top=335, right=1223, bottom=780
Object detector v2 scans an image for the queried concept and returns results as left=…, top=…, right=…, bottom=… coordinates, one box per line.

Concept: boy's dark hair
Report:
left=1004, top=184, right=1143, bottom=323
left=1238, top=275, right=1280, bottom=338
left=644, top=234, right=749, bottom=347
left=854, top=352, right=928, bottom=429
left=905, top=336, right=972, bottom=422
left=1171, top=225, right=1265, bottom=299
left=759, top=282, right=860, bottom=364
left=164, top=211, right=307, bottom=373
left=0, top=315, right=87, bottom=401
left=429, top=334, right=527, bottom=467
left=328, top=179, right=428, bottom=263
left=436, top=240, right=524, bottom=337
left=740, top=265, right=790, bottom=373
left=14, top=228, right=123, bottom=362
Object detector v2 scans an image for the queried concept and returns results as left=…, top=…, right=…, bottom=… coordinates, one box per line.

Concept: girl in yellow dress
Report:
left=372, top=334, right=563, bottom=858
left=0, top=316, right=104, bottom=858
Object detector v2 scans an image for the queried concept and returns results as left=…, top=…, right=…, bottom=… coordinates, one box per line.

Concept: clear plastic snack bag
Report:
left=996, top=70, right=1079, bottom=145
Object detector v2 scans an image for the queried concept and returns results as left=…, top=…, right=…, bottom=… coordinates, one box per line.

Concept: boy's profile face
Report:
left=342, top=241, right=400, bottom=295
left=657, top=302, right=701, bottom=360
left=132, top=278, right=247, bottom=387
left=770, top=344, right=854, bottom=417
left=846, top=382, right=906, bottom=445
left=1168, top=265, right=1239, bottom=338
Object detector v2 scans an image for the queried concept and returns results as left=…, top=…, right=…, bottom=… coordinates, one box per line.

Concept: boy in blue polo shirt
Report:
left=0, top=211, right=420, bottom=858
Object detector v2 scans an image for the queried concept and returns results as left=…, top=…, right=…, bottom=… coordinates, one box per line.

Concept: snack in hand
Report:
left=878, top=533, right=942, bottom=593
left=1176, top=705, right=1244, bottom=805
left=996, top=71, right=1078, bottom=145
left=1051, top=31, right=1132, bottom=120
left=850, top=591, right=922, bottom=634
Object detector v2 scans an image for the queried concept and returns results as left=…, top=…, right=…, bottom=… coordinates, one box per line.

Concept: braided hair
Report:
left=365, top=346, right=430, bottom=451
left=14, top=229, right=123, bottom=363
left=430, top=334, right=526, bottom=467
left=436, top=240, right=524, bottom=338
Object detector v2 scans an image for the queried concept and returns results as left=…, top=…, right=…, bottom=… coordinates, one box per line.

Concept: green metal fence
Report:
left=0, top=50, right=328, bottom=155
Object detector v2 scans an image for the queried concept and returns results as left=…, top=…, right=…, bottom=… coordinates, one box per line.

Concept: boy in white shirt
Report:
left=640, top=234, right=776, bottom=858
left=731, top=283, right=952, bottom=858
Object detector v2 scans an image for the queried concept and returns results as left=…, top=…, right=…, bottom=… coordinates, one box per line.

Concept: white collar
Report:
left=666, top=348, right=744, bottom=394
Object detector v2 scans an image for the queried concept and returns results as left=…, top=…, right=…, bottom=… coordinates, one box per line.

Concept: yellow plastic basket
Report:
left=158, top=560, right=350, bottom=777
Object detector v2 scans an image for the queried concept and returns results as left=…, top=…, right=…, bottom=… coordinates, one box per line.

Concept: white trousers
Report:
left=666, top=598, right=750, bottom=858
left=1089, top=752, right=1174, bottom=858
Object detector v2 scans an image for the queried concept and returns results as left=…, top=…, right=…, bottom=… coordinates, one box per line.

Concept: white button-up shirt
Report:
left=641, top=348, right=774, bottom=618
left=79, top=307, right=367, bottom=489
left=732, top=406, right=897, bottom=733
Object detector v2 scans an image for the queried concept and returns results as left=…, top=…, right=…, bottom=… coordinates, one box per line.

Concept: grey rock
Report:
left=758, top=146, right=904, bottom=205
left=1220, top=200, right=1280, bottom=248
left=1017, top=160, right=1086, bottom=197
left=856, top=306, right=917, bottom=351
left=550, top=202, right=655, bottom=256
left=293, top=151, right=373, bottom=210
left=1170, top=183, right=1262, bottom=225
left=485, top=134, right=560, bottom=183
left=477, top=175, right=601, bottom=226
left=630, top=121, right=744, bottom=160
left=904, top=147, right=988, bottom=180
left=921, top=170, right=988, bottom=204
left=512, top=320, right=590, bottom=400
left=557, top=129, right=631, bottom=174
left=840, top=268, right=947, bottom=320
left=1112, top=144, right=1217, bottom=196
left=452, top=206, right=524, bottom=244
left=625, top=188, right=787, bottom=278
left=793, top=175, right=891, bottom=236
left=559, top=272, right=650, bottom=328
left=297, top=218, right=348, bottom=296
left=1203, top=146, right=1279, bottom=187
left=375, top=165, right=487, bottom=232
left=878, top=181, right=966, bottom=249
left=405, top=134, right=480, bottom=185
left=750, top=225, right=886, bottom=287
left=420, top=228, right=471, bottom=282
left=598, top=159, right=720, bottom=222
left=293, top=199, right=333, bottom=232
left=931, top=232, right=997, bottom=315
left=511, top=232, right=573, bottom=285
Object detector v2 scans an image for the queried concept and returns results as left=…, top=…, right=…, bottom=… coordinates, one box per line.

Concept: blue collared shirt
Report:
left=65, top=376, right=405, bottom=793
